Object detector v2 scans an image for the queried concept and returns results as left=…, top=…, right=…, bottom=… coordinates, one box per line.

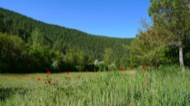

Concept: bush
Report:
left=96, top=64, right=108, bottom=72
left=84, top=64, right=98, bottom=72
left=108, top=64, right=117, bottom=71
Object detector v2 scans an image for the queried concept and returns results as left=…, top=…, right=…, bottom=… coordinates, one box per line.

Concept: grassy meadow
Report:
left=0, top=66, right=190, bottom=106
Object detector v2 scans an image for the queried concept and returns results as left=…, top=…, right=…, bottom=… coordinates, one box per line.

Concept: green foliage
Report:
left=127, top=26, right=170, bottom=67
left=0, top=33, right=62, bottom=73
left=84, top=64, right=98, bottom=72
left=51, top=51, right=63, bottom=71
left=148, top=0, right=190, bottom=69
left=0, top=8, right=133, bottom=73
left=108, top=64, right=118, bottom=71
left=96, top=64, right=108, bottom=72
left=28, top=28, right=45, bottom=47
left=65, top=48, right=88, bottom=66
left=0, top=33, right=26, bottom=73
left=103, top=48, right=115, bottom=65
left=0, top=7, right=132, bottom=61
left=75, top=65, right=85, bottom=72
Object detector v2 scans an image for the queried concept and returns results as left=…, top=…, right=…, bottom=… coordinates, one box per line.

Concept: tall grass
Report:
left=0, top=68, right=190, bottom=106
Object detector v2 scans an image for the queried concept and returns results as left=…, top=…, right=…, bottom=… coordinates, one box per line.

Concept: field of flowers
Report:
left=0, top=66, right=190, bottom=106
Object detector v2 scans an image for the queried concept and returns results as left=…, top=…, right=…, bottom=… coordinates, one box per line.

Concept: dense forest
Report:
left=1, top=0, right=190, bottom=73
left=0, top=8, right=132, bottom=73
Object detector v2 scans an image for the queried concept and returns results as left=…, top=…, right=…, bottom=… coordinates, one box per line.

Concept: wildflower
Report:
left=68, top=77, right=71, bottom=80
left=130, top=65, right=133, bottom=69
left=66, top=71, right=70, bottom=75
left=48, top=80, right=51, bottom=84
left=47, top=70, right=51, bottom=74
left=38, top=78, right=40, bottom=81
left=142, top=66, right=147, bottom=70
left=119, top=67, right=124, bottom=71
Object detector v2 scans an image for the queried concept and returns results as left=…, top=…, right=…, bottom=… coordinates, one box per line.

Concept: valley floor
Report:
left=0, top=70, right=190, bottom=106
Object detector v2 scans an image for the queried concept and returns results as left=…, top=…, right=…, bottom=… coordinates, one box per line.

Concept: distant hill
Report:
left=0, top=7, right=132, bottom=60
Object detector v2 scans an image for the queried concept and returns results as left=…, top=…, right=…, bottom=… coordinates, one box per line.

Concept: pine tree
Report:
left=149, top=0, right=190, bottom=71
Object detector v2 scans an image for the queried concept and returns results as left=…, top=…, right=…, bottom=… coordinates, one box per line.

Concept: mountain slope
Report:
left=0, top=7, right=132, bottom=60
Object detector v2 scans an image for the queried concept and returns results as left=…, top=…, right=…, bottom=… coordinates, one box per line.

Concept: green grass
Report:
left=0, top=68, right=190, bottom=106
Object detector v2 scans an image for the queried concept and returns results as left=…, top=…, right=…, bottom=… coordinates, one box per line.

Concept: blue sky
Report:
left=0, top=0, right=151, bottom=38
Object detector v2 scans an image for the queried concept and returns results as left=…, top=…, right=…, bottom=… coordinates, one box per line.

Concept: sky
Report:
left=0, top=0, right=152, bottom=38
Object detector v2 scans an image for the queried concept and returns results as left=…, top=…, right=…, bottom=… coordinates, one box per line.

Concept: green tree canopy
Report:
left=103, top=48, right=115, bottom=65
left=148, top=0, right=190, bottom=71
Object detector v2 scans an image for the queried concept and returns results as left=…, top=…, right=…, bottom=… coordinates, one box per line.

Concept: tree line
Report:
left=127, top=0, right=190, bottom=71
left=0, top=8, right=132, bottom=73
left=1, top=0, right=189, bottom=73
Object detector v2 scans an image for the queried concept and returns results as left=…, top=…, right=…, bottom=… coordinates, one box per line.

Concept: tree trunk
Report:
left=179, top=46, right=185, bottom=72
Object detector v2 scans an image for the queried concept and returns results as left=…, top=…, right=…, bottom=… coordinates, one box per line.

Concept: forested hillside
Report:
left=0, top=8, right=132, bottom=73
left=1, top=1, right=190, bottom=73
left=0, top=8, right=132, bottom=59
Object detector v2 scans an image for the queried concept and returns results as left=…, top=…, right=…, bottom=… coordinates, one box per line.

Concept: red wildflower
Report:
left=48, top=80, right=51, bottom=84
left=68, top=77, right=71, bottom=80
left=142, top=66, right=147, bottom=70
left=37, top=78, right=40, bottom=81
left=130, top=65, right=133, bottom=69
left=66, top=71, right=70, bottom=75
left=119, top=67, right=124, bottom=71
left=47, top=70, right=51, bottom=74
